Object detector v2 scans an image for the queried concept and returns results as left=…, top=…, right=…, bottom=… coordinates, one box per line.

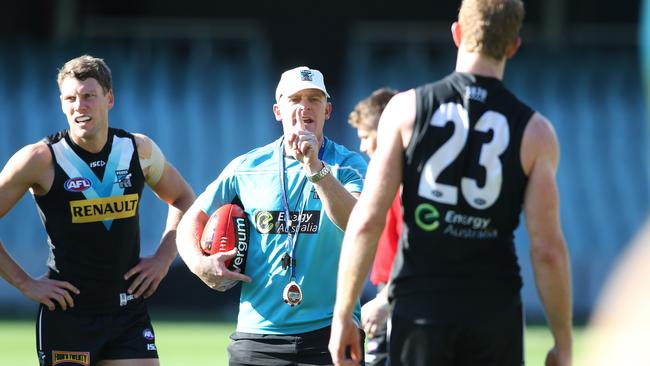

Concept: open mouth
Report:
left=75, top=115, right=91, bottom=123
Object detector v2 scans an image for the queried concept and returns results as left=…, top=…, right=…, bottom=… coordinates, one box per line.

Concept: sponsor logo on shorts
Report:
left=52, top=351, right=90, bottom=366
left=143, top=328, right=155, bottom=341
left=64, top=177, right=92, bottom=192
left=69, top=194, right=139, bottom=224
left=119, top=292, right=136, bottom=306
left=254, top=210, right=320, bottom=234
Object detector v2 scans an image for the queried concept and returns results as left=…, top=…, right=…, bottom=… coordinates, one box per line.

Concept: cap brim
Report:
left=284, top=84, right=330, bottom=99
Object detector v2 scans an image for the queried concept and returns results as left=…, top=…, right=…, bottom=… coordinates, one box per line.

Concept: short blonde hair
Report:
left=348, top=87, right=398, bottom=130
left=458, top=0, right=524, bottom=60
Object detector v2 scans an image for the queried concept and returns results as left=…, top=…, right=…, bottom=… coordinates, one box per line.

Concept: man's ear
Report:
left=324, top=102, right=333, bottom=120
left=505, top=36, right=522, bottom=59
left=273, top=104, right=282, bottom=121
left=451, top=21, right=462, bottom=49
left=107, top=89, right=115, bottom=110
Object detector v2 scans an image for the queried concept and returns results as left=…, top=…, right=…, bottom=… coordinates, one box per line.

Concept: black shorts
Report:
left=36, top=301, right=159, bottom=366
left=228, top=326, right=365, bottom=366
left=389, top=293, right=524, bottom=366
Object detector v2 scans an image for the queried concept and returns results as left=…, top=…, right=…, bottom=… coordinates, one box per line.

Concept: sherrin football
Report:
left=200, top=203, right=249, bottom=274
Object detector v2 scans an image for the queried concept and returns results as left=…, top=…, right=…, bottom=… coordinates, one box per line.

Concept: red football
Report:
left=200, top=204, right=249, bottom=271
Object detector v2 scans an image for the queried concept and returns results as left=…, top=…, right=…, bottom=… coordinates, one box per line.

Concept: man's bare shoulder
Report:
left=527, top=113, right=557, bottom=141
left=378, top=89, right=416, bottom=147
left=521, top=112, right=559, bottom=175
left=131, top=132, right=169, bottom=187
left=386, top=89, right=416, bottom=114
left=0, top=141, right=53, bottom=200
left=392, top=88, right=416, bottom=101
left=132, top=133, right=151, bottom=155
left=13, top=141, right=52, bottom=170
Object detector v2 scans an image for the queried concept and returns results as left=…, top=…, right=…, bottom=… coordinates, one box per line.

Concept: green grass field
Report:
left=0, top=319, right=584, bottom=365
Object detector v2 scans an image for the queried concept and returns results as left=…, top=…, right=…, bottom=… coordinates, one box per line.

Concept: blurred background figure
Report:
left=579, top=0, right=650, bottom=364
left=581, top=217, right=650, bottom=365
left=348, top=87, right=399, bottom=366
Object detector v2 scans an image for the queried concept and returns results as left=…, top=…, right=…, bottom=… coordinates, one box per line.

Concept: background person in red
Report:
left=348, top=87, right=399, bottom=366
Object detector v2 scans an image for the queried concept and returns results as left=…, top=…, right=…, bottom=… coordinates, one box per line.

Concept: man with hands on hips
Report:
left=0, top=55, right=195, bottom=366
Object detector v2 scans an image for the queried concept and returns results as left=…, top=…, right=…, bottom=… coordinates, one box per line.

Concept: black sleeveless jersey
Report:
left=34, top=128, right=145, bottom=313
left=390, top=72, right=534, bottom=300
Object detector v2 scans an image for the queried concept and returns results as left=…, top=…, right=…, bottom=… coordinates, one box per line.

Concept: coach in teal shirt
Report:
left=177, top=66, right=367, bottom=365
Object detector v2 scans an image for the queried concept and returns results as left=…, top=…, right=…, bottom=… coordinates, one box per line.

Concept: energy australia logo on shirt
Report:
left=254, top=210, right=320, bottom=234
left=414, top=203, right=498, bottom=239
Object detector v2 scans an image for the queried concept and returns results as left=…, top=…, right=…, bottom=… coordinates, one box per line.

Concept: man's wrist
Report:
left=374, top=293, right=390, bottom=307
left=15, top=274, right=32, bottom=293
left=333, top=306, right=354, bottom=320
left=307, top=161, right=330, bottom=182
left=304, top=160, right=323, bottom=175
left=154, top=243, right=178, bottom=268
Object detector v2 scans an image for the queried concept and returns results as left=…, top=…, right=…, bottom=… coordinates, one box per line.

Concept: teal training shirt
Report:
left=196, top=136, right=367, bottom=334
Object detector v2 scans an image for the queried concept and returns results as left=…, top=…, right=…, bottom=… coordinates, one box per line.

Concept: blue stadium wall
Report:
left=0, top=38, right=647, bottom=322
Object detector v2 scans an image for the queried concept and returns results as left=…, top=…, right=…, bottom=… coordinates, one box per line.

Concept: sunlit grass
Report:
left=0, top=319, right=584, bottom=365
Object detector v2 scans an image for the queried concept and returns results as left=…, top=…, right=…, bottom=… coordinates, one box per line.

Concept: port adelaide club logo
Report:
left=115, top=169, right=132, bottom=188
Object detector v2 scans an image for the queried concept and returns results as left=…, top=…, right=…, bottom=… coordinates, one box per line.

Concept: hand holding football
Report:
left=199, top=204, right=249, bottom=274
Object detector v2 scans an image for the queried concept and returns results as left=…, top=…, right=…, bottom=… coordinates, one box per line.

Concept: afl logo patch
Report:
left=64, top=177, right=92, bottom=192
left=143, top=328, right=155, bottom=341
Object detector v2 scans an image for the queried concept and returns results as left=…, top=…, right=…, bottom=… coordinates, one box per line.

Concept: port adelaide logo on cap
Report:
left=300, top=70, right=313, bottom=81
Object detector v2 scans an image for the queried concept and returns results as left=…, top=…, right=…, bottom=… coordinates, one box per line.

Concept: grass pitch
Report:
left=0, top=319, right=583, bottom=365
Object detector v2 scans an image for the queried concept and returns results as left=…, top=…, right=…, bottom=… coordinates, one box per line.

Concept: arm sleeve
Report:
left=338, top=153, right=368, bottom=194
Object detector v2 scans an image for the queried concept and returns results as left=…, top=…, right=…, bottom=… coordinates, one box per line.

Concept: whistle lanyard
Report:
left=278, top=137, right=327, bottom=279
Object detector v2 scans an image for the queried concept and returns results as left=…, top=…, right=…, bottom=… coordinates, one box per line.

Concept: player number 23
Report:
left=418, top=102, right=509, bottom=210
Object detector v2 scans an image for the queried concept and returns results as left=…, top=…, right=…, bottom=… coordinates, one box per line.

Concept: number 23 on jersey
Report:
left=419, top=102, right=509, bottom=210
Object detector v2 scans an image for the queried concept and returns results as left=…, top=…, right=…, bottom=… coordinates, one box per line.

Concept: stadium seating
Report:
left=0, top=39, right=646, bottom=322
